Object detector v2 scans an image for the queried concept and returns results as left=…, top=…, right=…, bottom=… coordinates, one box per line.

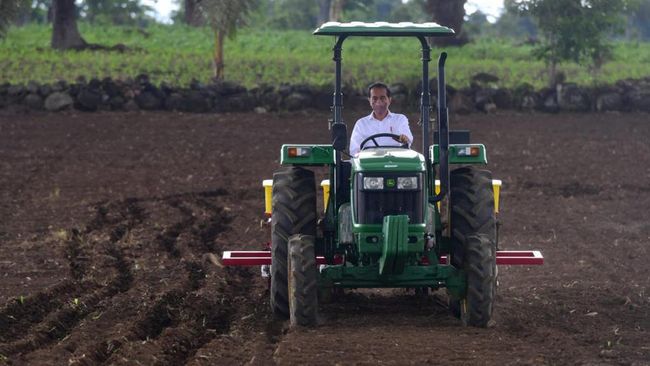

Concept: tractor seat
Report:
left=337, top=160, right=351, bottom=204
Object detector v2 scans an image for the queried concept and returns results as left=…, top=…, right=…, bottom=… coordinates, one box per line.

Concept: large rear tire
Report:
left=448, top=166, right=497, bottom=327
left=270, top=167, right=317, bottom=318
left=288, top=234, right=319, bottom=327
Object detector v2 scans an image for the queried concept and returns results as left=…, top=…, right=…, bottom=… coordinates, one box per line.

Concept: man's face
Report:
left=369, top=87, right=391, bottom=116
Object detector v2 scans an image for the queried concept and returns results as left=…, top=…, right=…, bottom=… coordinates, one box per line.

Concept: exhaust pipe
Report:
left=431, top=52, right=449, bottom=203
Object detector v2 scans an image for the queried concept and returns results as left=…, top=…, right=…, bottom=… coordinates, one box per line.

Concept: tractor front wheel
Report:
left=455, top=234, right=496, bottom=327
left=288, top=234, right=319, bottom=326
left=270, top=167, right=317, bottom=318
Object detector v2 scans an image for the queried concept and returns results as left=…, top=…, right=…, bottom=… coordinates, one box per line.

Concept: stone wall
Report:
left=2, top=73, right=650, bottom=114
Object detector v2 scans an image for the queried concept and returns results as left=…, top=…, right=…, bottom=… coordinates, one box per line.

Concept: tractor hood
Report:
left=352, top=148, right=426, bottom=172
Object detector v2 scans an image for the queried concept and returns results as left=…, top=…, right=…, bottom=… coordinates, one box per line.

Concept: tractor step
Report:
left=221, top=250, right=543, bottom=266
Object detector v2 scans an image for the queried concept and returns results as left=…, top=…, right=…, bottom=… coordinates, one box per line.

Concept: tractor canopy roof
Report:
left=313, top=21, right=455, bottom=37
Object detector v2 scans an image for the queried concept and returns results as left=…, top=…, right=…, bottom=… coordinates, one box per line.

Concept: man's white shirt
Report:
left=349, top=111, right=413, bottom=156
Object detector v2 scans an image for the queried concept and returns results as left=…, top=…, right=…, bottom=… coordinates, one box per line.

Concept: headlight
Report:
left=363, top=177, right=384, bottom=189
left=397, top=177, right=418, bottom=189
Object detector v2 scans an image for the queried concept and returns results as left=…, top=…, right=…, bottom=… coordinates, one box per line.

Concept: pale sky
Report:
left=143, top=0, right=505, bottom=24
left=466, top=0, right=504, bottom=23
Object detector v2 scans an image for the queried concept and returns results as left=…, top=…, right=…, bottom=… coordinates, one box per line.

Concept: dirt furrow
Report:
left=191, top=202, right=231, bottom=253
left=0, top=200, right=141, bottom=361
left=90, top=267, right=232, bottom=365
left=0, top=276, right=128, bottom=357
left=36, top=193, right=236, bottom=365
left=0, top=281, right=82, bottom=344
left=123, top=286, right=233, bottom=365
left=156, top=199, right=197, bottom=257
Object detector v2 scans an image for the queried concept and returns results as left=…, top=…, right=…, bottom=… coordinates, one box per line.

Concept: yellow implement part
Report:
left=435, top=179, right=501, bottom=213
left=263, top=179, right=273, bottom=215
left=321, top=179, right=330, bottom=212
left=492, top=179, right=502, bottom=214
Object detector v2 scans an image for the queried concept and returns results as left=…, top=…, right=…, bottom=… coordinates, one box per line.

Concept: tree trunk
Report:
left=213, top=30, right=225, bottom=80
left=329, top=0, right=345, bottom=22
left=549, top=61, right=556, bottom=87
left=426, top=0, right=468, bottom=46
left=184, top=0, right=200, bottom=26
left=318, top=0, right=331, bottom=25
left=16, top=4, right=31, bottom=26
left=51, top=0, right=86, bottom=50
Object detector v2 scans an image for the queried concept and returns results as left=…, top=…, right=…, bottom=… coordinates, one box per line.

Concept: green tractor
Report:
left=223, top=22, right=543, bottom=328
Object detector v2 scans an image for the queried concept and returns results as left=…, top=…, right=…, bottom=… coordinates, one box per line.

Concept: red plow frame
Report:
left=222, top=250, right=543, bottom=267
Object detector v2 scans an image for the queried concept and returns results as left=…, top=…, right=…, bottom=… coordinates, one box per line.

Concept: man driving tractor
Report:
left=349, top=82, right=414, bottom=156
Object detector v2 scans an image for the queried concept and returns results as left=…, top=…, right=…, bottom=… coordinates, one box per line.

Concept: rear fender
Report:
left=280, top=144, right=334, bottom=166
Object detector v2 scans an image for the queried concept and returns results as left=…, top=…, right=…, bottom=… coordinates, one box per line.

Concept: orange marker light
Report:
left=457, top=146, right=481, bottom=157
left=287, top=147, right=311, bottom=157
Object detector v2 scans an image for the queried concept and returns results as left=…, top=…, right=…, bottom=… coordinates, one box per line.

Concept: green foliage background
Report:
left=1, top=23, right=650, bottom=90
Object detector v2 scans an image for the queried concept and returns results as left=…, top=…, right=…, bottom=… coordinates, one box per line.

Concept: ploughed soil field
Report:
left=1, top=109, right=649, bottom=365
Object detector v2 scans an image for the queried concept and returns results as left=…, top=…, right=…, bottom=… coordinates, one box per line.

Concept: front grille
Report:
left=354, top=174, right=424, bottom=224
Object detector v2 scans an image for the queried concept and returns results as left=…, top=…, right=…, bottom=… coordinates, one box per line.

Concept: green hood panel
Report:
left=352, top=148, right=426, bottom=173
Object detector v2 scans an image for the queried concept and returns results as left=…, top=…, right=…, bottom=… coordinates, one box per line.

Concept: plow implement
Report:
left=222, top=250, right=544, bottom=266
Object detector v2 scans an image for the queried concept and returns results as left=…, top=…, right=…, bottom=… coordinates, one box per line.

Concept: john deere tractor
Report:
left=223, top=22, right=543, bottom=328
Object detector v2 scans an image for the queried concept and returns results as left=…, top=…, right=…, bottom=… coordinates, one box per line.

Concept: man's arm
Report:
left=398, top=114, right=414, bottom=147
left=349, top=122, right=362, bottom=157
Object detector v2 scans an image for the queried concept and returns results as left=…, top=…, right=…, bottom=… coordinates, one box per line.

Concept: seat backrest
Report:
left=433, top=130, right=470, bottom=144
left=336, top=160, right=352, bottom=205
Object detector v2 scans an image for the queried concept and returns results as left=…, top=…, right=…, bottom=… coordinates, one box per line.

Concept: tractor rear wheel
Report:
left=448, top=166, right=497, bottom=327
left=449, top=166, right=496, bottom=267
left=270, top=167, right=317, bottom=318
left=288, top=234, right=319, bottom=326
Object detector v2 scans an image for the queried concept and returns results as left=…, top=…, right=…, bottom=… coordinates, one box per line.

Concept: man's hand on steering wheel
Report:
left=396, top=134, right=409, bottom=144
left=359, top=133, right=410, bottom=151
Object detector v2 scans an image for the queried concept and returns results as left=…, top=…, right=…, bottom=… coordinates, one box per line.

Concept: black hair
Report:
left=367, top=82, right=391, bottom=98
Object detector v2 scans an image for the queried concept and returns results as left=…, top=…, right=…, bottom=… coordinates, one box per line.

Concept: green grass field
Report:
left=2, top=23, right=650, bottom=90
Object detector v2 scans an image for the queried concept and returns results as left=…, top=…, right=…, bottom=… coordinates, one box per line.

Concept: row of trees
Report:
left=4, top=0, right=650, bottom=42
left=177, top=0, right=470, bottom=46
left=182, top=0, right=650, bottom=42
left=0, top=0, right=646, bottom=84
left=3, top=0, right=156, bottom=27
left=0, top=0, right=471, bottom=77
left=0, top=0, right=257, bottom=78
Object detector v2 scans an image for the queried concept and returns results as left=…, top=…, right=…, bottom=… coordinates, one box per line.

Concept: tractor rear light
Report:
left=456, top=146, right=480, bottom=157
left=363, top=177, right=384, bottom=189
left=397, top=176, right=418, bottom=189
left=287, top=147, right=311, bottom=157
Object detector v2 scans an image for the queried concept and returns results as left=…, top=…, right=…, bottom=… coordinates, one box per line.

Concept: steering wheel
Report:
left=359, top=133, right=409, bottom=151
